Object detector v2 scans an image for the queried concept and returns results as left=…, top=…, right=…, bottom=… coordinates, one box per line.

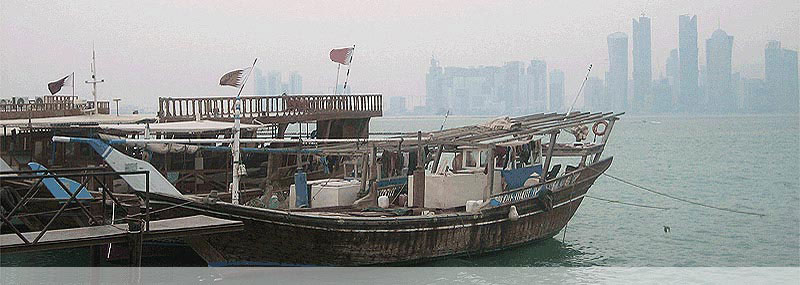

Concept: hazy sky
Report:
left=2, top=0, right=798, bottom=110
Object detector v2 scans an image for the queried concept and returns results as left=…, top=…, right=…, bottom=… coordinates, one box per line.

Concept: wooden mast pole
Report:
left=541, top=131, right=558, bottom=183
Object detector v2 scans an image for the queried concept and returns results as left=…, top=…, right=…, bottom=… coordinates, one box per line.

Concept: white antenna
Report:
left=85, top=44, right=104, bottom=115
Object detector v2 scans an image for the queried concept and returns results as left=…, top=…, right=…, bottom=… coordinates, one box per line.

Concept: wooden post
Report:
left=412, top=131, right=425, bottom=208
left=592, top=119, right=615, bottom=163
left=431, top=145, right=443, bottom=174
left=485, top=144, right=495, bottom=200
left=542, top=131, right=558, bottom=183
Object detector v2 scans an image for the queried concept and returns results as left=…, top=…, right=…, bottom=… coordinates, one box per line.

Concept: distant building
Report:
left=632, top=15, right=652, bottom=113
left=665, top=49, right=680, bottom=111
left=652, top=77, right=672, bottom=113
left=425, top=57, right=446, bottom=114
left=388, top=96, right=407, bottom=115
left=741, top=77, right=767, bottom=112
left=288, top=72, right=303, bottom=94
left=335, top=84, right=351, bottom=95
left=583, top=77, right=605, bottom=111
left=526, top=60, right=547, bottom=112
left=705, top=29, right=734, bottom=113
left=765, top=40, right=799, bottom=113
left=267, top=71, right=282, bottom=95
left=549, top=69, right=565, bottom=112
left=679, top=14, right=699, bottom=112
left=607, top=32, right=628, bottom=111
left=254, top=68, right=267, bottom=95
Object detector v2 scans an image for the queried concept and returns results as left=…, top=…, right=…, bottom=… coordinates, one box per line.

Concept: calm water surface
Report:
left=2, top=114, right=798, bottom=267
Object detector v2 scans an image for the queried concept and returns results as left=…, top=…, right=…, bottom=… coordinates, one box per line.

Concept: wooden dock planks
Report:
left=0, top=215, right=243, bottom=254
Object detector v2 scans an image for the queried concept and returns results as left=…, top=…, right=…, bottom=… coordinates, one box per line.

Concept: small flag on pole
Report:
left=219, top=67, right=253, bottom=88
left=329, top=47, right=354, bottom=65
left=48, top=74, right=73, bottom=95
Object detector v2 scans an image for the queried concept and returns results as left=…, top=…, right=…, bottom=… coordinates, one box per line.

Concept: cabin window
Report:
left=464, top=151, right=477, bottom=168
left=479, top=151, right=487, bottom=167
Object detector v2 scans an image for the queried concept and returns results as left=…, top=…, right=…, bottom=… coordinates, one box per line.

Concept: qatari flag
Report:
left=329, top=47, right=354, bottom=65
left=47, top=74, right=73, bottom=95
left=219, top=67, right=252, bottom=88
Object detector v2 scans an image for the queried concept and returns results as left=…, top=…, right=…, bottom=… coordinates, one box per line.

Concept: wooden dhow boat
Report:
left=57, top=111, right=622, bottom=266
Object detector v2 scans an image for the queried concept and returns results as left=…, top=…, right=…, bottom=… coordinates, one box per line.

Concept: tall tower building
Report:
left=632, top=15, right=652, bottom=113
left=765, top=41, right=800, bottom=113
left=526, top=60, right=547, bottom=112
left=267, top=71, right=282, bottom=95
left=705, top=29, right=734, bottom=112
left=288, top=72, right=303, bottom=94
left=425, top=57, right=446, bottom=114
left=678, top=14, right=699, bottom=112
left=607, top=32, right=629, bottom=111
left=549, top=69, right=565, bottom=112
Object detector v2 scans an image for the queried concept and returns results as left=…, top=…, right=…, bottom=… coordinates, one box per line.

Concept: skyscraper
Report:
left=526, top=60, right=547, bottom=112
left=666, top=49, right=680, bottom=111
left=288, top=72, right=303, bottom=94
left=583, top=77, right=605, bottom=111
left=253, top=68, right=267, bottom=95
left=267, top=71, right=282, bottom=95
left=607, top=32, right=628, bottom=111
left=678, top=14, right=699, bottom=112
left=765, top=40, right=799, bottom=113
left=632, top=15, right=652, bottom=113
left=549, top=69, right=565, bottom=112
left=425, top=57, right=445, bottom=114
left=705, top=29, right=734, bottom=112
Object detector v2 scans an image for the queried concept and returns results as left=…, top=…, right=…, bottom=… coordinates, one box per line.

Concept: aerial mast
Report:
left=85, top=46, right=104, bottom=115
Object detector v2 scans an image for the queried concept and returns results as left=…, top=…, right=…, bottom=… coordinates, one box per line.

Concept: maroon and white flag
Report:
left=47, top=74, right=73, bottom=95
left=219, top=67, right=252, bottom=88
left=329, top=47, right=354, bottom=65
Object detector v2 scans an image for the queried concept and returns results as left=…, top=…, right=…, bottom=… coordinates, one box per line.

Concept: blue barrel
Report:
left=294, top=169, right=309, bottom=208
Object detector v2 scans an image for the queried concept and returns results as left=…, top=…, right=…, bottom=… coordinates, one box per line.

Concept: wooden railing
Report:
left=0, top=97, right=110, bottom=120
left=158, top=94, right=382, bottom=123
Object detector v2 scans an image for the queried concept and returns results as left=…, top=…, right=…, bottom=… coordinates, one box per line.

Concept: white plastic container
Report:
left=378, top=195, right=390, bottom=208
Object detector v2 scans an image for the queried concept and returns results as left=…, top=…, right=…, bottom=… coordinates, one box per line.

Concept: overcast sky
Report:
left=2, top=0, right=798, bottom=110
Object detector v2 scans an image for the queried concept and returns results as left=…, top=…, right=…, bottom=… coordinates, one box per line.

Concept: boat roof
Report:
left=0, top=114, right=156, bottom=129
left=97, top=120, right=262, bottom=134
left=283, top=111, right=623, bottom=154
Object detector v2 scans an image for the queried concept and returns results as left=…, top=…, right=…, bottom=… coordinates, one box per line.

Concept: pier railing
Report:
left=158, top=93, right=382, bottom=123
left=0, top=96, right=110, bottom=120
left=0, top=168, right=151, bottom=249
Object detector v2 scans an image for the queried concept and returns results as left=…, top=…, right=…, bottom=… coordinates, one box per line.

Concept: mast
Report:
left=85, top=46, right=104, bottom=115
left=231, top=58, right=258, bottom=205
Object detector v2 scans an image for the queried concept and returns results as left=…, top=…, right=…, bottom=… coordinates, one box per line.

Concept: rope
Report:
left=585, top=195, right=672, bottom=210
left=600, top=171, right=766, bottom=217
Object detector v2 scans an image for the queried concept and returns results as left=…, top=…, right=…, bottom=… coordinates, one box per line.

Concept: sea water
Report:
left=1, top=114, right=798, bottom=267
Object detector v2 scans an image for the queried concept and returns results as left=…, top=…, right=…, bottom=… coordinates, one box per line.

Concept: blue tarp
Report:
left=500, top=164, right=543, bottom=190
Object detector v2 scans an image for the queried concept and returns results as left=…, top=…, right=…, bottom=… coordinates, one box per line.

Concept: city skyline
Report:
left=2, top=1, right=798, bottom=113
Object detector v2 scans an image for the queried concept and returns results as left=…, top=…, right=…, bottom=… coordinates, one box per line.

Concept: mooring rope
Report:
left=585, top=195, right=673, bottom=210
left=600, top=172, right=766, bottom=217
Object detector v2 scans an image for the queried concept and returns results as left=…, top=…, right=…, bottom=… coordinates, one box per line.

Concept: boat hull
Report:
left=149, top=157, right=612, bottom=266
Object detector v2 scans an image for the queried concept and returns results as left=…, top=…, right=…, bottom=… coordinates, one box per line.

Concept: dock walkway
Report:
left=0, top=215, right=242, bottom=254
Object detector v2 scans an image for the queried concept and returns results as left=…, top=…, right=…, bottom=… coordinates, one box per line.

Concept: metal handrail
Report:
left=0, top=168, right=151, bottom=246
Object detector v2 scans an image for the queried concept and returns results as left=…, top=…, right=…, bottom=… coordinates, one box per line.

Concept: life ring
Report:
left=592, top=121, right=608, bottom=136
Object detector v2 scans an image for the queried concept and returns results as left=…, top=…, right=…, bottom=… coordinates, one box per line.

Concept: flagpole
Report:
left=334, top=64, right=341, bottom=95
left=232, top=58, right=258, bottom=205
left=71, top=72, right=75, bottom=98
left=342, top=45, right=355, bottom=93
